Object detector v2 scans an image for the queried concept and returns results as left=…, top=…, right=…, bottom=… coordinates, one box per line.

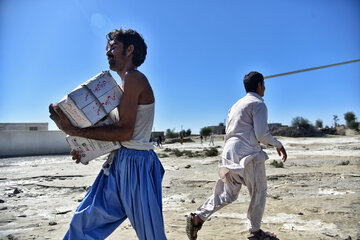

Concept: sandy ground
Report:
left=0, top=135, right=359, bottom=240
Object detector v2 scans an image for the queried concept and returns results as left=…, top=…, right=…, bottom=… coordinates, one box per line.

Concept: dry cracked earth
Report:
left=0, top=135, right=359, bottom=240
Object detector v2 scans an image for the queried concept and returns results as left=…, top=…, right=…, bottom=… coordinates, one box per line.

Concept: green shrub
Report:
left=183, top=150, right=201, bottom=158
left=186, top=129, right=192, bottom=136
left=292, top=116, right=312, bottom=129
left=173, top=149, right=183, bottom=157
left=204, top=147, right=219, bottom=157
left=348, top=120, right=359, bottom=130
left=270, top=160, right=284, bottom=168
left=166, top=128, right=179, bottom=138
left=164, top=148, right=172, bottom=152
left=315, top=119, right=323, bottom=128
left=200, top=127, right=212, bottom=139
left=344, top=112, right=356, bottom=127
left=183, top=150, right=194, bottom=157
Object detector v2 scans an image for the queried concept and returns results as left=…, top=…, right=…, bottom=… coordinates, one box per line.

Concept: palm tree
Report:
left=333, top=115, right=339, bottom=127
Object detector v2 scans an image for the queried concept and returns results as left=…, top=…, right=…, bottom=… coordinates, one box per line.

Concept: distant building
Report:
left=208, top=125, right=226, bottom=134
left=150, top=131, right=165, bottom=141
left=0, top=123, right=48, bottom=131
left=268, top=123, right=282, bottom=132
left=268, top=123, right=290, bottom=134
left=0, top=122, right=68, bottom=157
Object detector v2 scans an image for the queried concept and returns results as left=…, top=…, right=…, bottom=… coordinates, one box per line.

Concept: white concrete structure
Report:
left=0, top=123, right=48, bottom=131
left=208, top=125, right=226, bottom=134
left=0, top=130, right=70, bottom=157
left=0, top=123, right=70, bottom=157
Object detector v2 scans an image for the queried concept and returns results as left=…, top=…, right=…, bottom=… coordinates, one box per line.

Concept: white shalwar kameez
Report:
left=195, top=92, right=283, bottom=232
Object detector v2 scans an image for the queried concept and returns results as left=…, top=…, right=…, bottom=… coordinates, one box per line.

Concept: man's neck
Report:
left=247, top=91, right=263, bottom=98
left=117, top=64, right=137, bottom=80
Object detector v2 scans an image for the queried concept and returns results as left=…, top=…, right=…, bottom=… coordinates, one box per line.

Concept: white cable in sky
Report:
left=264, top=59, right=360, bottom=79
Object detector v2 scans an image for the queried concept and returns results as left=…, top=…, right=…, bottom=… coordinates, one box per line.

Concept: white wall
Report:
left=0, top=131, right=70, bottom=157
left=0, top=123, right=48, bottom=131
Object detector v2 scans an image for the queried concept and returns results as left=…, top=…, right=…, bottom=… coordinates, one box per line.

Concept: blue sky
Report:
left=1, top=0, right=359, bottom=133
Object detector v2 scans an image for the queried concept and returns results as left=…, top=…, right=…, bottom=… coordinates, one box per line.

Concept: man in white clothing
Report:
left=209, top=133, right=215, bottom=146
left=186, top=71, right=287, bottom=240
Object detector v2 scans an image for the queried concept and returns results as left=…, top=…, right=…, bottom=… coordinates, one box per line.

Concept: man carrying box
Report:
left=49, top=28, right=167, bottom=240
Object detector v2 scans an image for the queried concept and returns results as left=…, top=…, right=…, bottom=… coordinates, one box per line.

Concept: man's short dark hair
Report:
left=107, top=28, right=147, bottom=67
left=243, top=71, right=264, bottom=93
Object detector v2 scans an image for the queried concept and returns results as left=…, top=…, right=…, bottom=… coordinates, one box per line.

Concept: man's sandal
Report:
left=247, top=229, right=279, bottom=240
left=186, top=213, right=203, bottom=240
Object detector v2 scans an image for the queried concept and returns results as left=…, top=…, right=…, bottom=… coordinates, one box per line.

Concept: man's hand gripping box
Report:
left=66, top=109, right=121, bottom=163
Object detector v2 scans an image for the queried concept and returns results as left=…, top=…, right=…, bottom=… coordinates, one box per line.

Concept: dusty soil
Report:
left=0, top=135, right=359, bottom=240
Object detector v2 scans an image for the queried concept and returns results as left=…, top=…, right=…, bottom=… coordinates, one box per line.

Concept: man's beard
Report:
left=108, top=58, right=116, bottom=68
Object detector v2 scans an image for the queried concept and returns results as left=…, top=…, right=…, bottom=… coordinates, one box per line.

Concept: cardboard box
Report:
left=66, top=136, right=120, bottom=163
left=58, top=71, right=123, bottom=128
left=66, top=108, right=121, bottom=163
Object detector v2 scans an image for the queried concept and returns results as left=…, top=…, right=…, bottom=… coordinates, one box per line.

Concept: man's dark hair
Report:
left=107, top=28, right=147, bottom=67
left=243, top=71, right=264, bottom=93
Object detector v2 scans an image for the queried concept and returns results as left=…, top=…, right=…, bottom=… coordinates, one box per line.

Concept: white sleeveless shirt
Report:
left=120, top=103, right=155, bottom=150
left=102, top=103, right=154, bottom=175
